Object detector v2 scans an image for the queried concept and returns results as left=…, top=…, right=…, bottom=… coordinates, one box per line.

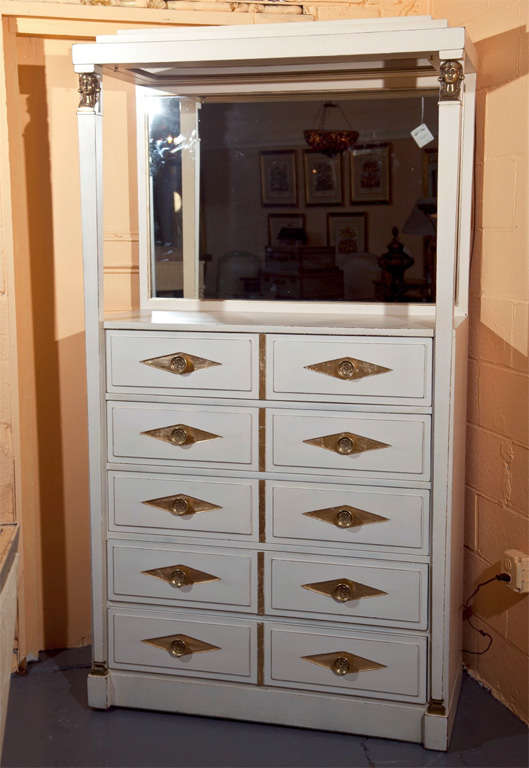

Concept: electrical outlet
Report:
left=502, top=550, right=529, bottom=594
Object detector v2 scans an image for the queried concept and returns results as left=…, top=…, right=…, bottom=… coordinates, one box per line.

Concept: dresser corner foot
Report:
left=423, top=707, right=449, bottom=751
left=87, top=664, right=112, bottom=710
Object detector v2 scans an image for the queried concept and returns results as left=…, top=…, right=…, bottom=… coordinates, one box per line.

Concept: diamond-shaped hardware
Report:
left=303, top=431, right=389, bottom=456
left=143, top=633, right=220, bottom=658
left=305, top=356, right=391, bottom=381
left=302, top=577, right=387, bottom=603
left=140, top=352, right=221, bottom=376
left=142, top=493, right=221, bottom=518
left=303, top=505, right=388, bottom=529
left=141, top=564, right=220, bottom=588
left=302, top=651, right=386, bottom=676
left=141, top=423, right=220, bottom=447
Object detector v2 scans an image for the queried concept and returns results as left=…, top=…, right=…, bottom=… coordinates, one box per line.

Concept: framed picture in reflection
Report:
left=304, top=151, right=343, bottom=205
left=327, top=212, right=368, bottom=257
left=260, top=150, right=298, bottom=206
left=350, top=143, right=391, bottom=204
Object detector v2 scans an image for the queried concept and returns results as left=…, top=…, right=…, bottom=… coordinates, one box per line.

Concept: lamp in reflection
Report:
left=403, top=197, right=437, bottom=301
left=304, top=102, right=358, bottom=157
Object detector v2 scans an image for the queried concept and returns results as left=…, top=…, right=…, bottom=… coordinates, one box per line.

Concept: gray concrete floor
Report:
left=1, top=647, right=527, bottom=767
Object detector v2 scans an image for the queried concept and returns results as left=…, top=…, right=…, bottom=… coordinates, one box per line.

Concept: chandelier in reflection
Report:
left=304, top=102, right=359, bottom=157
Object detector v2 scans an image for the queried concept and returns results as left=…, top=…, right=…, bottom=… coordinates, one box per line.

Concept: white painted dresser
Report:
left=72, top=17, right=476, bottom=750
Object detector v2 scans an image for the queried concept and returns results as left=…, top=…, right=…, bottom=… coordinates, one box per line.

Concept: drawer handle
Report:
left=302, top=650, right=386, bottom=675
left=170, top=638, right=188, bottom=657
left=332, top=582, right=353, bottom=602
left=142, top=423, right=220, bottom=448
left=304, top=431, right=389, bottom=456
left=304, top=504, right=388, bottom=529
left=170, top=355, right=193, bottom=374
left=169, top=568, right=188, bottom=588
left=143, top=492, right=222, bottom=518
left=337, top=436, right=354, bottom=455
left=170, top=427, right=190, bottom=446
left=305, top=356, right=391, bottom=381
left=302, top=577, right=386, bottom=602
left=171, top=496, right=190, bottom=516
left=142, top=563, right=221, bottom=588
left=143, top=632, right=220, bottom=658
left=141, top=351, right=221, bottom=376
left=335, top=509, right=355, bottom=528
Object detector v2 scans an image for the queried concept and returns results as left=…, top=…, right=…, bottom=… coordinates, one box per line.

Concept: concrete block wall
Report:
left=432, top=0, right=528, bottom=724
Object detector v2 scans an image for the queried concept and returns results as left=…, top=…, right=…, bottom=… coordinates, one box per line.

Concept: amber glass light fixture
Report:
left=304, top=101, right=359, bottom=156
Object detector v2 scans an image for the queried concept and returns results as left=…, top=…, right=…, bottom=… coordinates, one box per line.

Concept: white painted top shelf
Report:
left=103, top=309, right=436, bottom=336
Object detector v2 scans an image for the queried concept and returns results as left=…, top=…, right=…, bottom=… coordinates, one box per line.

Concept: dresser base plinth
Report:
left=91, top=669, right=434, bottom=746
left=423, top=666, right=463, bottom=751
left=87, top=668, right=112, bottom=710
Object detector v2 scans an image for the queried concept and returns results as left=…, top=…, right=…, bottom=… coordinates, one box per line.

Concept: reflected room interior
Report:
left=148, top=94, right=438, bottom=302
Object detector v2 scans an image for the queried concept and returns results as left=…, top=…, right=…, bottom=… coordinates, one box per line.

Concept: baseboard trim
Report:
left=103, top=669, right=426, bottom=743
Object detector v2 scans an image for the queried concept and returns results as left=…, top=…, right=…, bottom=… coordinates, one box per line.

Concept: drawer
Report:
left=109, top=606, right=257, bottom=683
left=267, top=334, right=432, bottom=406
left=106, top=331, right=259, bottom=398
left=265, top=622, right=427, bottom=703
left=109, top=540, right=258, bottom=612
left=108, top=402, right=258, bottom=470
left=267, top=409, right=430, bottom=481
left=266, top=481, right=430, bottom=554
left=108, top=471, right=259, bottom=542
left=265, top=552, right=428, bottom=629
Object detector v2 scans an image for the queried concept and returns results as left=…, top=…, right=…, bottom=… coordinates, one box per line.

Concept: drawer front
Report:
left=108, top=402, right=258, bottom=470
left=267, top=481, right=430, bottom=554
left=109, top=471, right=258, bottom=541
left=267, top=335, right=432, bottom=406
left=109, top=541, right=257, bottom=612
left=267, top=409, right=430, bottom=480
left=266, top=552, right=428, bottom=629
left=107, top=331, right=259, bottom=398
left=265, top=622, right=426, bottom=702
left=109, top=606, right=257, bottom=683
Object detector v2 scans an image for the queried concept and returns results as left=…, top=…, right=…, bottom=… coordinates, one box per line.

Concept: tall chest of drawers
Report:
left=73, top=16, right=475, bottom=751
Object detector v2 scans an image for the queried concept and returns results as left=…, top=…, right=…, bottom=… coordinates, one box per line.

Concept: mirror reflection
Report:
left=148, top=97, right=184, bottom=297
left=149, top=94, right=438, bottom=302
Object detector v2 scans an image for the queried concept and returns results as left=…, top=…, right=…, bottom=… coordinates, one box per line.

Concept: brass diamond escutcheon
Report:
left=142, top=493, right=221, bottom=518
left=305, top=356, right=391, bottom=381
left=143, top=633, right=220, bottom=658
left=303, top=504, right=388, bottom=529
left=140, top=352, right=221, bottom=375
left=303, top=431, right=389, bottom=456
left=302, top=577, right=386, bottom=602
left=142, top=564, right=220, bottom=588
left=141, top=423, right=220, bottom=447
left=302, top=650, right=386, bottom=676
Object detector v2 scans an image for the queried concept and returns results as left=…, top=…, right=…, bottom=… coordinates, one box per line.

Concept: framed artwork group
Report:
left=259, top=143, right=392, bottom=207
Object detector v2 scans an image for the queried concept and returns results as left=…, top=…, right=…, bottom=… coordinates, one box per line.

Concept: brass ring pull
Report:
left=171, top=496, right=191, bottom=516
left=333, top=582, right=354, bottom=602
left=332, top=656, right=352, bottom=676
left=336, top=436, right=355, bottom=455
left=335, top=509, right=354, bottom=528
left=169, top=355, right=194, bottom=374
left=169, top=568, right=187, bottom=588
left=337, top=359, right=357, bottom=380
left=170, top=427, right=189, bottom=446
left=169, top=639, right=188, bottom=658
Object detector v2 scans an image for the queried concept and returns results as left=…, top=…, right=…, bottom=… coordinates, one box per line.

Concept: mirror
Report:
left=147, top=93, right=438, bottom=302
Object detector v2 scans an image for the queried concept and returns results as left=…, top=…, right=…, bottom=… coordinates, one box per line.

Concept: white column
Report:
left=77, top=70, right=107, bottom=665
left=430, top=65, right=463, bottom=709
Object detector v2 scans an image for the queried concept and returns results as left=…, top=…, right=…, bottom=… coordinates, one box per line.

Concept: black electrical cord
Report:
left=462, top=573, right=511, bottom=656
